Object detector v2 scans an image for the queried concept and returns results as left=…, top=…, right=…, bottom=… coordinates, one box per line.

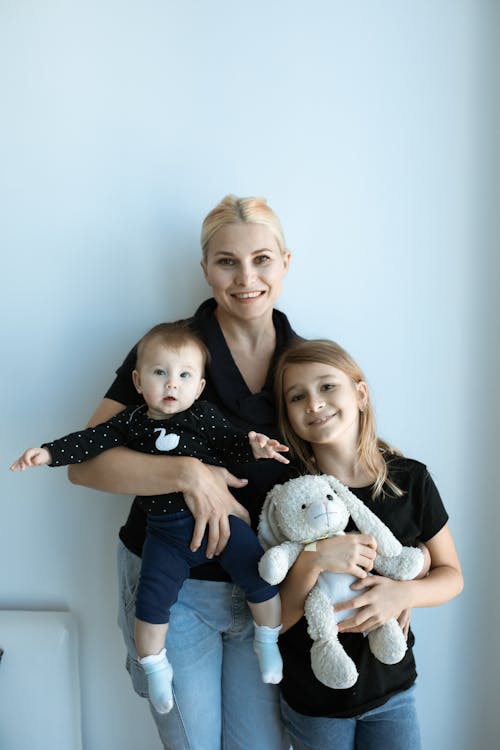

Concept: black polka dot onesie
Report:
left=43, top=400, right=278, bottom=624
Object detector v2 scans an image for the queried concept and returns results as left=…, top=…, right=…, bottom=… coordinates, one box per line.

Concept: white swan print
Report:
left=154, top=428, right=180, bottom=451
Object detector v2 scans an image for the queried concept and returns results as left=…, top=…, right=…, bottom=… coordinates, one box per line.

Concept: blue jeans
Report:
left=117, top=540, right=289, bottom=750
left=280, top=685, right=421, bottom=750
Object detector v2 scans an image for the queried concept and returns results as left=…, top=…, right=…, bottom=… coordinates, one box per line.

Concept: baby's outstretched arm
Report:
left=248, top=431, right=289, bottom=464
left=10, top=446, right=52, bottom=472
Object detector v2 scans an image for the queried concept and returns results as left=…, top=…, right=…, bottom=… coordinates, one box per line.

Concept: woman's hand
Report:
left=182, top=462, right=250, bottom=557
left=315, top=534, right=378, bottom=578
left=336, top=575, right=410, bottom=633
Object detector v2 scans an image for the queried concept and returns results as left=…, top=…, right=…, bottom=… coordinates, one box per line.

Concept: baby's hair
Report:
left=136, top=321, right=210, bottom=371
left=201, top=194, right=287, bottom=263
left=274, top=338, right=403, bottom=499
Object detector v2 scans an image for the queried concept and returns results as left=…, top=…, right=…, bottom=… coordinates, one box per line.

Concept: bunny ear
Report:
left=323, top=474, right=350, bottom=497
left=324, top=474, right=402, bottom=557
left=258, top=484, right=287, bottom=550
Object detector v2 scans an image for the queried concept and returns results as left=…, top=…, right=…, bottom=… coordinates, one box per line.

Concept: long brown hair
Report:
left=274, top=339, right=403, bottom=498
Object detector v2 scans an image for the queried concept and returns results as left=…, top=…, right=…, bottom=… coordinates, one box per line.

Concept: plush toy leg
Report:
left=253, top=624, right=283, bottom=684
left=139, top=648, right=174, bottom=714
left=375, top=546, right=424, bottom=581
left=368, top=619, right=407, bottom=665
left=305, top=586, right=358, bottom=689
left=310, top=638, right=358, bottom=689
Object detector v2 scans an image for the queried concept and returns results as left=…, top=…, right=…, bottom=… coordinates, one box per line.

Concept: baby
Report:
left=11, top=322, right=287, bottom=714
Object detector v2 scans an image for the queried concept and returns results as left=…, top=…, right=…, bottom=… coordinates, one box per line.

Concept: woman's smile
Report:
left=202, top=222, right=290, bottom=323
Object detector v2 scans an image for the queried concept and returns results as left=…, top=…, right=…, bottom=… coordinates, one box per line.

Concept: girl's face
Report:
left=201, top=223, right=290, bottom=324
left=282, top=362, right=367, bottom=449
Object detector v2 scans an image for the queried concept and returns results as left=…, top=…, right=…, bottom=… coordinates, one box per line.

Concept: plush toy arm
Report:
left=375, top=545, right=424, bottom=580
left=258, top=541, right=304, bottom=585
left=324, top=475, right=402, bottom=557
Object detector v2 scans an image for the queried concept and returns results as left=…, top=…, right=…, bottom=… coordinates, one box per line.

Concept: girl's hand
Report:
left=315, top=534, right=378, bottom=579
left=182, top=462, right=250, bottom=557
left=248, top=431, right=290, bottom=464
left=398, top=609, right=411, bottom=639
left=391, top=543, right=429, bottom=637
left=336, top=575, right=410, bottom=633
left=279, top=533, right=378, bottom=633
left=10, top=447, right=52, bottom=471
left=416, top=541, right=431, bottom=578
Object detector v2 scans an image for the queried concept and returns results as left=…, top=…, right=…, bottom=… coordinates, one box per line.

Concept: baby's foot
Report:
left=254, top=624, right=283, bottom=684
left=139, top=648, right=174, bottom=714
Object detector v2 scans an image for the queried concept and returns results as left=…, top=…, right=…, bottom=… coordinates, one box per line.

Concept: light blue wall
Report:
left=1, top=2, right=497, bottom=748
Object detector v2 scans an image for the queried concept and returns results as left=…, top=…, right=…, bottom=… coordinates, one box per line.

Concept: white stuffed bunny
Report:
left=258, top=474, right=424, bottom=690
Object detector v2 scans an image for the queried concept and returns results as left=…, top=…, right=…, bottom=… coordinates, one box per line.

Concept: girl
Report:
left=273, top=338, right=463, bottom=750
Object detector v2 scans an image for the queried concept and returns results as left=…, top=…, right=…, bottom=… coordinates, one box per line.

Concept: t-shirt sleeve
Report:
left=104, top=345, right=144, bottom=406
left=419, top=468, right=449, bottom=541
left=43, top=409, right=132, bottom=466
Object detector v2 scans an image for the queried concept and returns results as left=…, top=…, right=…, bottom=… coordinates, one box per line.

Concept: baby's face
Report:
left=133, top=341, right=206, bottom=419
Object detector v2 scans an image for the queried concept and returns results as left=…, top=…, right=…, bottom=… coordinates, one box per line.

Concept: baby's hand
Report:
left=248, top=431, right=289, bottom=464
left=10, top=447, right=52, bottom=472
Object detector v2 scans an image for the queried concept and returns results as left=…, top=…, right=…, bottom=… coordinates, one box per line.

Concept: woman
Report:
left=68, top=195, right=377, bottom=750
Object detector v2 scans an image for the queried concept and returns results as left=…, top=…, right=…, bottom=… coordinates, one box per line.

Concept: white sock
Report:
left=253, top=623, right=283, bottom=684
left=139, top=648, right=174, bottom=714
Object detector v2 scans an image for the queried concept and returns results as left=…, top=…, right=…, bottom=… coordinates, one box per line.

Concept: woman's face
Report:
left=201, top=223, right=291, bottom=323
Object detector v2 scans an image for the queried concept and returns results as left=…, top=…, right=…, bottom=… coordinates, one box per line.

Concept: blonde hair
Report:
left=274, top=339, right=403, bottom=499
left=201, top=194, right=287, bottom=262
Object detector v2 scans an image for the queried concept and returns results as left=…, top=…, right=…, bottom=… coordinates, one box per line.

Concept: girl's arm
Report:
left=68, top=398, right=250, bottom=556
left=397, top=541, right=431, bottom=636
left=279, top=533, right=378, bottom=632
left=336, top=524, right=463, bottom=633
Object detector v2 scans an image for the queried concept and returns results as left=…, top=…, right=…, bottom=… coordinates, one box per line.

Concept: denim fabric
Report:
left=117, top=540, right=289, bottom=750
left=280, top=685, right=421, bottom=750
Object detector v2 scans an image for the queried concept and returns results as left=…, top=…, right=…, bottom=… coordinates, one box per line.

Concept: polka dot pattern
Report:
left=43, top=401, right=255, bottom=514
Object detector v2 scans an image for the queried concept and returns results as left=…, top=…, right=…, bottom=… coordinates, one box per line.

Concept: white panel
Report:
left=0, top=611, right=82, bottom=750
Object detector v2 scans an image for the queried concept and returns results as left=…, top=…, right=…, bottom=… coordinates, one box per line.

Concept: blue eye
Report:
left=255, top=254, right=271, bottom=264
left=154, top=368, right=166, bottom=376
left=180, top=372, right=191, bottom=379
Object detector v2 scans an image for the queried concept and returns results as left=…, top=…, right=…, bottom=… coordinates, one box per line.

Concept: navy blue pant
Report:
left=136, top=511, right=279, bottom=624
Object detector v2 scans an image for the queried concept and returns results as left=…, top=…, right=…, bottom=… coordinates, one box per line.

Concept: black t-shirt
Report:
left=105, top=298, right=299, bottom=580
left=279, top=456, right=449, bottom=718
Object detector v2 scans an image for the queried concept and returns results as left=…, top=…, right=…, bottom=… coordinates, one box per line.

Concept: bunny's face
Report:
left=271, top=475, right=350, bottom=542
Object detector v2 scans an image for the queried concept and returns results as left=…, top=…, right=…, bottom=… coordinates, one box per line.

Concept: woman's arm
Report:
left=336, top=524, right=463, bottom=633
left=68, top=398, right=250, bottom=556
left=279, top=533, right=378, bottom=632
